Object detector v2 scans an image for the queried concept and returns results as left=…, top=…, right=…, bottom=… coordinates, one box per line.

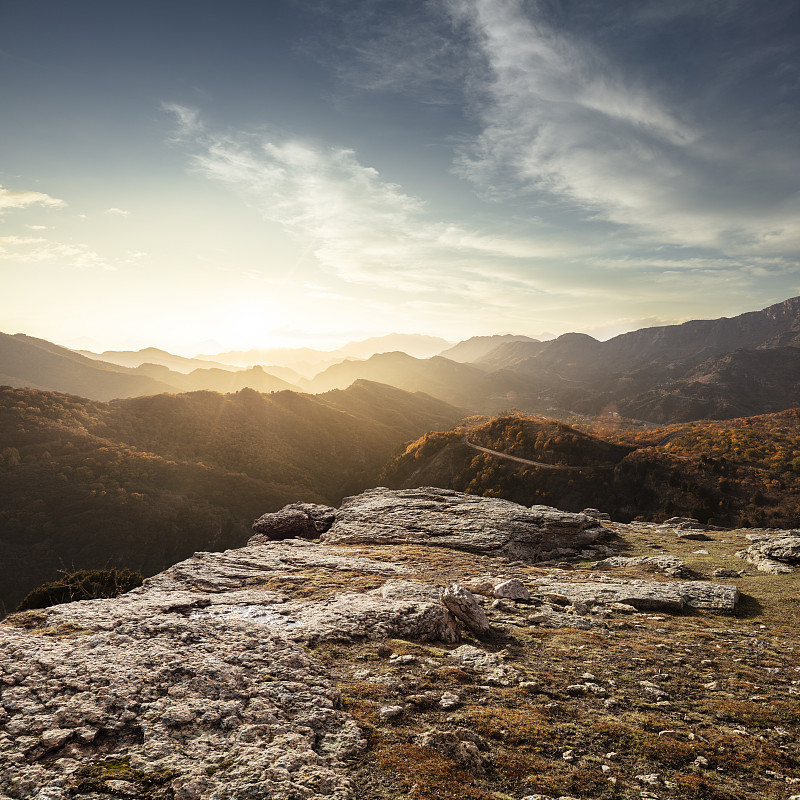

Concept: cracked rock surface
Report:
left=0, top=488, right=764, bottom=800
left=320, top=487, right=605, bottom=559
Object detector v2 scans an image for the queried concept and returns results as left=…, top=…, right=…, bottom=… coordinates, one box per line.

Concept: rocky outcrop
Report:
left=440, top=584, right=490, bottom=635
left=321, top=487, right=606, bottom=560
left=0, top=489, right=749, bottom=799
left=531, top=577, right=740, bottom=614
left=591, top=555, right=690, bottom=578
left=251, top=502, right=336, bottom=542
left=1, top=604, right=364, bottom=800
left=737, top=533, right=800, bottom=573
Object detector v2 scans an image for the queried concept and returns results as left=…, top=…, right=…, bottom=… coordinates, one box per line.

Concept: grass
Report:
left=310, top=520, right=800, bottom=800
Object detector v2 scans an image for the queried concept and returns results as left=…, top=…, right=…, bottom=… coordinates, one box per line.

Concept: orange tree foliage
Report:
left=382, top=412, right=800, bottom=527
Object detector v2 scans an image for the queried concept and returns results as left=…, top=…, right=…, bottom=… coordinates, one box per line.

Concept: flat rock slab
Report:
left=532, top=577, right=740, bottom=614
left=321, top=487, right=605, bottom=560
left=1, top=612, right=363, bottom=800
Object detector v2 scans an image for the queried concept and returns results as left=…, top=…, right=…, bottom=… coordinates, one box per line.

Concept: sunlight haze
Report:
left=2, top=0, right=798, bottom=354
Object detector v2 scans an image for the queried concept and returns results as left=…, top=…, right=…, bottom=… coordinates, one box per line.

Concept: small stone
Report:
left=379, top=705, right=404, bottom=720
left=636, top=773, right=661, bottom=786
left=40, top=728, right=72, bottom=750
left=493, top=579, right=531, bottom=601
left=439, top=692, right=460, bottom=710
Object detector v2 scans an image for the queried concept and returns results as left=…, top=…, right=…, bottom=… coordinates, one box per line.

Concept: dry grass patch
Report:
left=253, top=568, right=387, bottom=599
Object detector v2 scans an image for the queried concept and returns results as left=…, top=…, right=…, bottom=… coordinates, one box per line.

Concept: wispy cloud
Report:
left=164, top=105, right=576, bottom=301
left=104, top=207, right=129, bottom=216
left=448, top=0, right=800, bottom=255
left=0, top=235, right=111, bottom=270
left=0, top=184, right=65, bottom=215
left=160, top=102, right=203, bottom=139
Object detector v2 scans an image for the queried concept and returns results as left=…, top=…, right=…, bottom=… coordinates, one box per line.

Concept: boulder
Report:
left=493, top=578, right=531, bottom=601
left=321, top=487, right=606, bottom=560
left=736, top=534, right=800, bottom=572
left=416, top=728, right=489, bottom=775
left=250, top=502, right=336, bottom=542
left=441, top=584, right=491, bottom=635
left=448, top=644, right=520, bottom=686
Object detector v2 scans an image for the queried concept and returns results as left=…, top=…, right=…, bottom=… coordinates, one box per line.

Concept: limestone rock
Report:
left=321, top=487, right=606, bottom=560
left=493, top=578, right=531, bottom=601
left=737, top=534, right=800, bottom=573
left=530, top=577, right=739, bottom=614
left=581, top=508, right=611, bottom=521
left=251, top=502, right=336, bottom=542
left=448, top=645, right=520, bottom=686
left=441, top=584, right=490, bottom=635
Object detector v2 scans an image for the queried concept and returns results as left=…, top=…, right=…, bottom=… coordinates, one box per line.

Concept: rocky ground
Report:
left=2, top=487, right=799, bottom=800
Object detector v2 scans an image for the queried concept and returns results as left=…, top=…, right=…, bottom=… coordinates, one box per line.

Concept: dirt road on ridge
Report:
left=463, top=438, right=582, bottom=471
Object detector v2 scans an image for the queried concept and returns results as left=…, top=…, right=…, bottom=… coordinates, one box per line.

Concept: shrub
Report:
left=17, top=568, right=143, bottom=610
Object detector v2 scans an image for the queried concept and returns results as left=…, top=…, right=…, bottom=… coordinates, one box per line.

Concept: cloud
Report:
left=0, top=235, right=111, bottom=270
left=448, top=0, right=800, bottom=256
left=168, top=107, right=575, bottom=303
left=161, top=102, right=203, bottom=139
left=308, top=0, right=473, bottom=105
left=104, top=207, right=130, bottom=216
left=0, top=184, right=65, bottom=215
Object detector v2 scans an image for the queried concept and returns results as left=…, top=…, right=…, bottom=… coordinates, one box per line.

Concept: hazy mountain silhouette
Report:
left=0, top=334, right=297, bottom=400
left=307, top=351, right=534, bottom=411
left=0, top=333, right=179, bottom=401
left=440, top=334, right=538, bottom=363
left=473, top=296, right=800, bottom=422
left=79, top=347, right=243, bottom=373
left=0, top=380, right=464, bottom=611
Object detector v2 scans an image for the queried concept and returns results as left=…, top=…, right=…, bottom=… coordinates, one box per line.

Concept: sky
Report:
left=1, top=0, right=799, bottom=355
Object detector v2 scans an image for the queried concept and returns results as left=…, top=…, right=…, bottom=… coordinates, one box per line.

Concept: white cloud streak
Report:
left=0, top=184, right=65, bottom=215
left=449, top=0, right=800, bottom=255
left=167, top=105, right=577, bottom=301
left=0, top=235, right=111, bottom=270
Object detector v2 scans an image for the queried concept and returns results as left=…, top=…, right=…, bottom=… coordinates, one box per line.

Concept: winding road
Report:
left=462, top=438, right=582, bottom=471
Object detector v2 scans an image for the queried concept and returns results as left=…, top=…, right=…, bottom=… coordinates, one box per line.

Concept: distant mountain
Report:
left=199, top=334, right=451, bottom=376
left=440, top=334, right=538, bottom=364
left=0, top=381, right=464, bottom=611
left=0, top=333, right=179, bottom=401
left=618, top=346, right=800, bottom=422
left=80, top=347, right=242, bottom=373
left=197, top=346, right=345, bottom=376
left=0, top=333, right=298, bottom=400
left=476, top=296, right=800, bottom=422
left=307, top=351, right=534, bottom=411
left=132, top=363, right=300, bottom=394
left=336, top=333, right=451, bottom=359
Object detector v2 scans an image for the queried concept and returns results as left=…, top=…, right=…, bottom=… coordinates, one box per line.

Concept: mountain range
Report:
left=3, top=296, right=800, bottom=422
left=0, top=380, right=464, bottom=612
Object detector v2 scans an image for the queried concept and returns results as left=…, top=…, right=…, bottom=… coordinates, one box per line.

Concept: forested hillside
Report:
left=0, top=381, right=463, bottom=612
left=382, top=411, right=800, bottom=528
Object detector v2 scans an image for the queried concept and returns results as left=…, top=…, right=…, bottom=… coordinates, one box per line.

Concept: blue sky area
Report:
left=1, top=0, right=799, bottom=353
